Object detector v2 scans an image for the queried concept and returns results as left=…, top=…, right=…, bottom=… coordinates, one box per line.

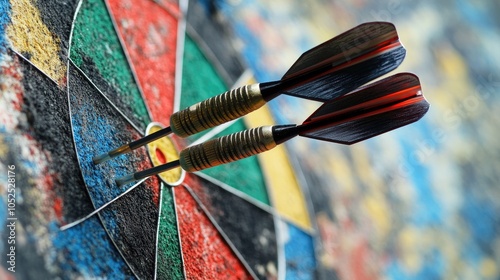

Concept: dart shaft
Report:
left=93, top=127, right=172, bottom=164
left=131, top=126, right=172, bottom=150
left=116, top=160, right=180, bottom=186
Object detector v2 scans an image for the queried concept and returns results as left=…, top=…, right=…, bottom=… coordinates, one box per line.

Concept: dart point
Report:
left=93, top=145, right=132, bottom=165
left=115, top=174, right=135, bottom=186
left=92, top=153, right=111, bottom=165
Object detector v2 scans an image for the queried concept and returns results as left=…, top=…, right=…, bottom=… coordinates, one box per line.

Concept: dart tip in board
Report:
left=92, top=144, right=132, bottom=165
left=115, top=173, right=135, bottom=186
left=92, top=152, right=112, bottom=165
left=93, top=126, right=173, bottom=165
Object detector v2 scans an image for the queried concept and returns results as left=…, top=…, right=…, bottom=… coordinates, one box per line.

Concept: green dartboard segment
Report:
left=70, top=0, right=150, bottom=130
left=180, top=35, right=270, bottom=205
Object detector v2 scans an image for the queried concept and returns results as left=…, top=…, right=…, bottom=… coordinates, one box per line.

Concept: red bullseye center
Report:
left=156, top=147, right=167, bottom=164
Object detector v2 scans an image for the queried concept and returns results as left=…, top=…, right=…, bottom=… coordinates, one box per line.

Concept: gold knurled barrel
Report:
left=170, top=83, right=265, bottom=138
left=179, top=126, right=276, bottom=172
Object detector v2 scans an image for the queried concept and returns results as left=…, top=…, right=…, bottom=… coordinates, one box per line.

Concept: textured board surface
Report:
left=1, top=0, right=313, bottom=278
left=1, top=0, right=500, bottom=279
left=0, top=50, right=134, bottom=278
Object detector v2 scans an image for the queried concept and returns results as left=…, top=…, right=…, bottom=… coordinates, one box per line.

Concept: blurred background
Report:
left=211, top=0, right=500, bottom=279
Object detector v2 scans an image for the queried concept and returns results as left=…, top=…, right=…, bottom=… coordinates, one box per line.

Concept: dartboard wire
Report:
left=193, top=172, right=279, bottom=216
left=68, top=0, right=146, bottom=134
left=173, top=0, right=188, bottom=112
left=193, top=143, right=287, bottom=278
left=249, top=146, right=287, bottom=280
left=276, top=220, right=288, bottom=280
left=59, top=178, right=148, bottom=231
left=154, top=2, right=188, bottom=275
left=143, top=1, right=189, bottom=276
left=154, top=183, right=162, bottom=279
left=171, top=183, right=188, bottom=279
left=68, top=59, right=146, bottom=135
left=65, top=55, right=142, bottom=279
left=67, top=0, right=83, bottom=72
left=153, top=183, right=161, bottom=280
left=179, top=183, right=260, bottom=280
left=104, top=0, right=154, bottom=123
left=8, top=48, right=59, bottom=86
left=148, top=0, right=184, bottom=19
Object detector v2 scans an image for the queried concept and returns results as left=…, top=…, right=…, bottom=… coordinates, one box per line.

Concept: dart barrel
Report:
left=179, top=126, right=276, bottom=172
left=170, top=83, right=265, bottom=137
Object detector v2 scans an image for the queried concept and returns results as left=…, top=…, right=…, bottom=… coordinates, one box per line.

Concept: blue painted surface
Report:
left=386, top=249, right=444, bottom=280
left=284, top=223, right=316, bottom=280
left=0, top=199, right=6, bottom=254
left=51, top=219, right=133, bottom=278
left=68, top=100, right=141, bottom=244
left=68, top=67, right=159, bottom=279
left=0, top=126, right=131, bottom=278
left=462, top=192, right=498, bottom=251
left=69, top=101, right=142, bottom=209
left=0, top=0, right=10, bottom=53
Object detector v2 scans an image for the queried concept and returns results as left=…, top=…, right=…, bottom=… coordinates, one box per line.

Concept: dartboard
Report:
left=0, top=0, right=317, bottom=278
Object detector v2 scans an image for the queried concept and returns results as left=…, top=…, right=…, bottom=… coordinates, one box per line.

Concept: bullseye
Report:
left=145, top=122, right=185, bottom=186
left=155, top=148, right=166, bottom=164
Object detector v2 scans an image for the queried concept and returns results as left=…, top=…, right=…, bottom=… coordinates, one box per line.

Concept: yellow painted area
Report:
left=350, top=145, right=392, bottom=242
left=325, top=147, right=356, bottom=196
left=244, top=98, right=312, bottom=231
left=398, top=226, right=423, bottom=273
left=480, top=258, right=498, bottom=279
left=0, top=135, right=7, bottom=158
left=147, top=124, right=184, bottom=186
left=7, top=0, right=65, bottom=82
left=351, top=144, right=385, bottom=190
left=362, top=194, right=390, bottom=243
left=433, top=43, right=474, bottom=108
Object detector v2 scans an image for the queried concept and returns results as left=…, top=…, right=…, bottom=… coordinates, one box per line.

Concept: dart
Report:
left=93, top=21, right=406, bottom=164
left=115, top=73, right=429, bottom=186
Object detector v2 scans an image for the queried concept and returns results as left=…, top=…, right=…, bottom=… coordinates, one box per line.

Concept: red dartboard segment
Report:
left=174, top=184, right=253, bottom=280
left=107, top=0, right=179, bottom=125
